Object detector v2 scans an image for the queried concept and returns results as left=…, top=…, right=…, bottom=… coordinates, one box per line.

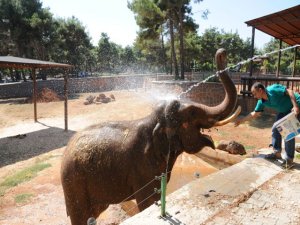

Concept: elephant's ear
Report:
left=164, top=100, right=181, bottom=139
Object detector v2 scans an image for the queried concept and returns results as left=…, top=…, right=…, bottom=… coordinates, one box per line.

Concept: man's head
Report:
left=251, top=82, right=266, bottom=99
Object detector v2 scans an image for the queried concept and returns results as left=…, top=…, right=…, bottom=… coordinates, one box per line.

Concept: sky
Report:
left=41, top=0, right=300, bottom=49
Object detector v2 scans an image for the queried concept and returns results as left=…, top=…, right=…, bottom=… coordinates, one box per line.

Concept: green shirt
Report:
left=254, top=84, right=300, bottom=113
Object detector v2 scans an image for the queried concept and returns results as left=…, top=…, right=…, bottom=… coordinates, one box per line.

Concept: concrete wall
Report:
left=237, top=95, right=276, bottom=115
left=150, top=81, right=226, bottom=107
left=0, top=75, right=152, bottom=98
left=0, top=73, right=274, bottom=115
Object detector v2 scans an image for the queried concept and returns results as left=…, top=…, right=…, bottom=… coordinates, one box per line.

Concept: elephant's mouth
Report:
left=199, top=132, right=215, bottom=149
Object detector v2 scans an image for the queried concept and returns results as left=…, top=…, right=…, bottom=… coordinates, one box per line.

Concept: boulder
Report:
left=84, top=95, right=95, bottom=105
left=217, top=140, right=246, bottom=155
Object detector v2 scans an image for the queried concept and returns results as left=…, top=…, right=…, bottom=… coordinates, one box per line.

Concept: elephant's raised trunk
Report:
left=209, top=48, right=238, bottom=121
left=180, top=48, right=239, bottom=128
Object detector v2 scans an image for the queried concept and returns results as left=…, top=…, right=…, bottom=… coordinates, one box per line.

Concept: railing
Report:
left=240, top=75, right=300, bottom=96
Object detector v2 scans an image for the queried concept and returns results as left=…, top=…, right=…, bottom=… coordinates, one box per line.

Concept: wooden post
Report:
left=292, top=47, right=297, bottom=89
left=32, top=68, right=37, bottom=122
left=249, top=27, right=255, bottom=77
left=64, top=71, right=68, bottom=131
left=248, top=27, right=255, bottom=93
left=276, top=39, right=282, bottom=77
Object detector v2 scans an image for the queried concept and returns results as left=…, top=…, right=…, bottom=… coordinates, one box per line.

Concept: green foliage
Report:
left=1, top=0, right=296, bottom=77
left=196, top=27, right=252, bottom=71
left=244, top=146, right=255, bottom=151
left=0, top=163, right=51, bottom=195
left=96, top=33, right=121, bottom=74
left=262, top=38, right=299, bottom=75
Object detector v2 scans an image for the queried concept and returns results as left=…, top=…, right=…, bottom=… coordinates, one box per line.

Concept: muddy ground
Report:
left=0, top=89, right=274, bottom=225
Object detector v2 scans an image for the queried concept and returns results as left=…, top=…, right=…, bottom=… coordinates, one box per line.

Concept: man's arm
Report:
left=234, top=111, right=261, bottom=127
left=286, top=89, right=300, bottom=115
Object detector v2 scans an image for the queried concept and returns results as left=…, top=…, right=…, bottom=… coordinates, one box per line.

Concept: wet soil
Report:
left=0, top=89, right=274, bottom=225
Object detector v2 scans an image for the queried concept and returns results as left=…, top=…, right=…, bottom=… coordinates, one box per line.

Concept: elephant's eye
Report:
left=190, top=108, right=198, bottom=117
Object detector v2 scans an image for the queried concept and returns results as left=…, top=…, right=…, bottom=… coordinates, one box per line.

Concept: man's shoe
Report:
left=264, top=152, right=282, bottom=160
left=280, top=158, right=294, bottom=169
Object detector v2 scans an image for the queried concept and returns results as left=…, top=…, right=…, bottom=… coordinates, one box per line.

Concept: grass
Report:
left=0, top=162, right=51, bottom=196
left=245, top=146, right=255, bottom=151
left=14, top=193, right=34, bottom=204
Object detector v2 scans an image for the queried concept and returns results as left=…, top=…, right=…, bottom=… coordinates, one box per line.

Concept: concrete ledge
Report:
left=195, top=148, right=245, bottom=169
left=121, top=158, right=282, bottom=225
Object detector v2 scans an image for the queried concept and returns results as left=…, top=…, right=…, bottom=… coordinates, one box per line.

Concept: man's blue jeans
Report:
left=272, top=111, right=297, bottom=160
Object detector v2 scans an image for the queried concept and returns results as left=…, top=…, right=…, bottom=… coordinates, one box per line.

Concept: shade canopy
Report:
left=0, top=56, right=72, bottom=131
left=245, top=5, right=300, bottom=46
left=0, top=56, right=72, bottom=69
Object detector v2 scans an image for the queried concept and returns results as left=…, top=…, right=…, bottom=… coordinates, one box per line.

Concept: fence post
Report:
left=160, top=173, right=167, bottom=217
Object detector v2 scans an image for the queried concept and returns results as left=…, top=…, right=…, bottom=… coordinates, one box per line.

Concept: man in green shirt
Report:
left=234, top=82, right=300, bottom=168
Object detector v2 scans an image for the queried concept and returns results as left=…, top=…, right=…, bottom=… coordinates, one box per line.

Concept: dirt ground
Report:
left=0, top=89, right=275, bottom=225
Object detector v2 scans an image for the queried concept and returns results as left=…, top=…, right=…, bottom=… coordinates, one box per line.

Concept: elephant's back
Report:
left=62, top=122, right=138, bottom=169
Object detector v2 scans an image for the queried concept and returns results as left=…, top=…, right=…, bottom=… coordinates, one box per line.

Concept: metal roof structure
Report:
left=245, top=5, right=300, bottom=46
left=0, top=56, right=72, bottom=69
left=0, top=56, right=72, bottom=131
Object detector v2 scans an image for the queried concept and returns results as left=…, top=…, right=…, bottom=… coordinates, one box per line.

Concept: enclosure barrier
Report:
left=240, top=76, right=300, bottom=96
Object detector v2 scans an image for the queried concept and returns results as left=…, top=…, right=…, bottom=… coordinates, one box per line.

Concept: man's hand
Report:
left=287, top=89, right=299, bottom=115
left=292, top=106, right=300, bottom=115
left=234, top=120, right=241, bottom=127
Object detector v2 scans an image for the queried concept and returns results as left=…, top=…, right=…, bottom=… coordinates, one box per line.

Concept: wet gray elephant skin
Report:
left=61, top=48, right=238, bottom=225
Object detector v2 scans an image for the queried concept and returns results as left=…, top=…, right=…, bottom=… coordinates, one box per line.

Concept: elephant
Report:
left=61, top=48, right=240, bottom=225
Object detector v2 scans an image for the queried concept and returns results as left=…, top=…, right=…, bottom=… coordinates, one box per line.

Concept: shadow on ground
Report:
left=0, top=127, right=75, bottom=167
left=255, top=153, right=300, bottom=171
left=248, top=114, right=275, bottom=129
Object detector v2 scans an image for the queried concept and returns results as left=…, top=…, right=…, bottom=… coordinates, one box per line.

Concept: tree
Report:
left=130, top=0, right=203, bottom=79
left=129, top=0, right=167, bottom=73
left=29, top=7, right=58, bottom=60
left=0, top=0, right=48, bottom=58
left=96, top=33, right=121, bottom=74
left=169, top=0, right=205, bottom=79
left=52, top=17, right=93, bottom=73
left=197, top=27, right=252, bottom=71
left=119, top=46, right=137, bottom=73
left=262, top=38, right=295, bottom=75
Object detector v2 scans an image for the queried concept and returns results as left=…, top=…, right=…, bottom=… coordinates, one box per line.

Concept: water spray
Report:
left=178, top=44, right=300, bottom=99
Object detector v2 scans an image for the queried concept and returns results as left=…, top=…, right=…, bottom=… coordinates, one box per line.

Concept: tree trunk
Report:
left=160, top=28, right=168, bottom=74
left=169, top=14, right=179, bottom=79
left=179, top=7, right=185, bottom=80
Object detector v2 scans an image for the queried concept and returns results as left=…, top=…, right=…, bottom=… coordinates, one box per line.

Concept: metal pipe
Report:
left=249, top=26, right=255, bottom=77
left=248, top=27, right=255, bottom=93
left=160, top=173, right=167, bottom=217
left=64, top=71, right=68, bottom=131
left=276, top=39, right=282, bottom=77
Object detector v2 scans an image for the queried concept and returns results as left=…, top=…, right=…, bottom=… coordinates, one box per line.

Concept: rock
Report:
left=109, top=94, right=115, bottom=101
left=216, top=140, right=246, bottom=155
left=84, top=95, right=96, bottom=105
left=95, top=93, right=113, bottom=103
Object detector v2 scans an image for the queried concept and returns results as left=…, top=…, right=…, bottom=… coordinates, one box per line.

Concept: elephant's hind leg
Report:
left=62, top=180, right=92, bottom=225
left=90, top=203, right=109, bottom=221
